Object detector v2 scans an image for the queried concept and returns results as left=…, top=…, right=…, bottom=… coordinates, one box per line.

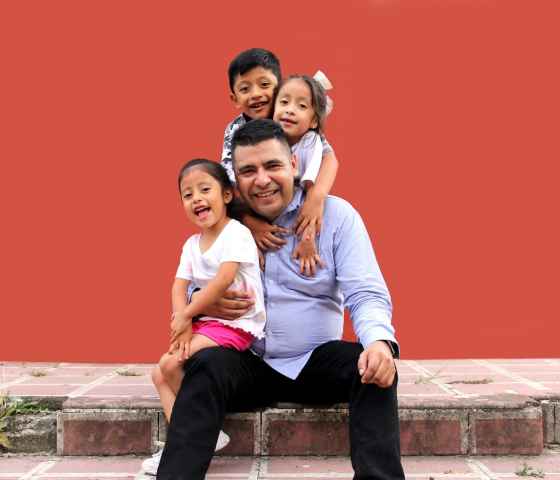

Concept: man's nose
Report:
left=255, top=168, right=271, bottom=187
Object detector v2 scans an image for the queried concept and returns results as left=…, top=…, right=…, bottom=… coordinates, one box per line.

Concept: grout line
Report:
left=472, top=359, right=550, bottom=391
left=467, top=459, right=498, bottom=480
left=405, top=360, right=465, bottom=396
left=256, top=474, right=353, bottom=478
left=248, top=456, right=262, bottom=480
left=66, top=364, right=134, bottom=398
left=1, top=366, right=60, bottom=391
left=19, top=459, right=59, bottom=479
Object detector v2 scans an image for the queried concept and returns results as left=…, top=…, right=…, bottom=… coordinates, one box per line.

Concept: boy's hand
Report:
left=170, top=311, right=191, bottom=344
left=244, top=214, right=289, bottom=251
left=294, top=193, right=325, bottom=238
left=291, top=225, right=325, bottom=277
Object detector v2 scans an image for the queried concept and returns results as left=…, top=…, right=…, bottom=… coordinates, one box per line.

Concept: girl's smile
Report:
left=273, top=78, right=318, bottom=145
left=180, top=168, right=232, bottom=233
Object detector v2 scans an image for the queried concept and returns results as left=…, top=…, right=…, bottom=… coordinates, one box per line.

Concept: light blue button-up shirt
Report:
left=251, top=188, right=398, bottom=379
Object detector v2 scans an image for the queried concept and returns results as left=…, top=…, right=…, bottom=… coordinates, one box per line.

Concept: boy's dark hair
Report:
left=228, top=48, right=281, bottom=92
left=231, top=119, right=291, bottom=167
left=177, top=159, right=237, bottom=218
left=279, top=75, right=328, bottom=133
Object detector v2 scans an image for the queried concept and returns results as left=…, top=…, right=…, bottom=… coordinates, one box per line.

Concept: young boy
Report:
left=223, top=48, right=339, bottom=276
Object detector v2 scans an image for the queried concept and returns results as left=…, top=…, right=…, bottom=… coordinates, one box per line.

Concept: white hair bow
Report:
left=313, top=70, right=334, bottom=116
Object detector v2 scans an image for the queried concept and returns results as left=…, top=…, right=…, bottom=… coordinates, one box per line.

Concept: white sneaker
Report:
left=141, top=431, right=230, bottom=475
left=141, top=448, right=162, bottom=476
left=215, top=430, right=230, bottom=451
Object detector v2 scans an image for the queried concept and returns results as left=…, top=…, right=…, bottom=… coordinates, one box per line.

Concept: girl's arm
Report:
left=171, top=278, right=190, bottom=314
left=295, top=150, right=339, bottom=236
left=184, top=262, right=240, bottom=318
left=170, top=262, right=240, bottom=342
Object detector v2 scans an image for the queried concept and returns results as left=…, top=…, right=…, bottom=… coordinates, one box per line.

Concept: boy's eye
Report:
left=201, top=187, right=211, bottom=193
left=299, top=104, right=308, bottom=109
left=183, top=193, right=192, bottom=199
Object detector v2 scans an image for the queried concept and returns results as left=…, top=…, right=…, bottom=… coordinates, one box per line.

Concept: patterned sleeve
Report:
left=220, top=222, right=259, bottom=265
left=221, top=116, right=246, bottom=184
left=175, top=238, right=194, bottom=280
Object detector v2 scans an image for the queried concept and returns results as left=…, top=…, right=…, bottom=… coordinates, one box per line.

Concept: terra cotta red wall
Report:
left=1, top=0, right=559, bottom=362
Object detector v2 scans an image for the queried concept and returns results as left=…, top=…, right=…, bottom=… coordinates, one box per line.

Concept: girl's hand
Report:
left=244, top=214, right=289, bottom=251
left=294, top=194, right=325, bottom=238
left=292, top=225, right=325, bottom=277
left=170, top=311, right=191, bottom=344
left=172, top=328, right=193, bottom=361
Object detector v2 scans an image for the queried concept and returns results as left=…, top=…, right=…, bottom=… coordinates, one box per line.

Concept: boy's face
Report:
left=230, top=67, right=279, bottom=120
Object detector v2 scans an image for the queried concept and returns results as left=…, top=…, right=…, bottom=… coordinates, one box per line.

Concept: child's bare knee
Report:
left=159, top=352, right=181, bottom=379
left=151, top=365, right=165, bottom=387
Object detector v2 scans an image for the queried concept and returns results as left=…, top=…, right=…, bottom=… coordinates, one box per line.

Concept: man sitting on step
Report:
left=157, top=119, right=405, bottom=480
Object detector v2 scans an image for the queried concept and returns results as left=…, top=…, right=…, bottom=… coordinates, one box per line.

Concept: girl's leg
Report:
left=189, top=333, right=219, bottom=356
left=155, top=336, right=218, bottom=422
left=154, top=353, right=184, bottom=422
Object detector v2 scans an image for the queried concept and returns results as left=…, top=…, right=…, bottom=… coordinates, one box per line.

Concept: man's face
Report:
left=234, top=138, right=297, bottom=220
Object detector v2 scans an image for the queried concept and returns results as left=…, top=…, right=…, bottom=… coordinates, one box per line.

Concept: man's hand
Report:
left=357, top=341, right=396, bottom=387
left=198, top=289, right=255, bottom=320
left=244, top=215, right=289, bottom=251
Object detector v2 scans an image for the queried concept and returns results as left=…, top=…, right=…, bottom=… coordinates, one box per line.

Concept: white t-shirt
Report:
left=176, top=219, right=266, bottom=339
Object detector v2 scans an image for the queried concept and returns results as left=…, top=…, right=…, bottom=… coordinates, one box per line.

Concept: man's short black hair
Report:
left=231, top=119, right=292, bottom=168
left=228, top=48, right=281, bottom=92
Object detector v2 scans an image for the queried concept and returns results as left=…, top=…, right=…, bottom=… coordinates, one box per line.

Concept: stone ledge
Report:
left=1, top=394, right=557, bottom=457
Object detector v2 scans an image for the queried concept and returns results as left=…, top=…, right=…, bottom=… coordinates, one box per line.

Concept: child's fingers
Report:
left=295, top=218, right=311, bottom=237
left=314, top=254, right=326, bottom=270
left=266, top=232, right=287, bottom=247
left=272, top=225, right=290, bottom=236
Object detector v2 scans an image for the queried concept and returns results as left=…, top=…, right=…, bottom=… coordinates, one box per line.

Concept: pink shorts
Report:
left=192, top=320, right=254, bottom=351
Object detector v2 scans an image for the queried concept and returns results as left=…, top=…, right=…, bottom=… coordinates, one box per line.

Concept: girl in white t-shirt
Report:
left=144, top=159, right=265, bottom=475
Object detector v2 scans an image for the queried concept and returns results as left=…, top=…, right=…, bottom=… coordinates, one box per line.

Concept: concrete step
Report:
left=1, top=360, right=559, bottom=457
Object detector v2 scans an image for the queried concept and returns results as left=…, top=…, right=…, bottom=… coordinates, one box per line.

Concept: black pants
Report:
left=157, top=340, right=404, bottom=480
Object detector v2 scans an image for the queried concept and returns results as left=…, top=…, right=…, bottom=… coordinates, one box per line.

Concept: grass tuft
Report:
left=515, top=462, right=545, bottom=478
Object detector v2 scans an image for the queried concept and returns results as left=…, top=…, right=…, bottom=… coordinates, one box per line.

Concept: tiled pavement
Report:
left=1, top=451, right=560, bottom=479
left=2, top=359, right=560, bottom=401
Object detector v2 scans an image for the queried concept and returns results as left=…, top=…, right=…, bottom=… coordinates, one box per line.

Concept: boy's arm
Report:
left=295, top=150, right=339, bottom=236
left=242, top=212, right=289, bottom=251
